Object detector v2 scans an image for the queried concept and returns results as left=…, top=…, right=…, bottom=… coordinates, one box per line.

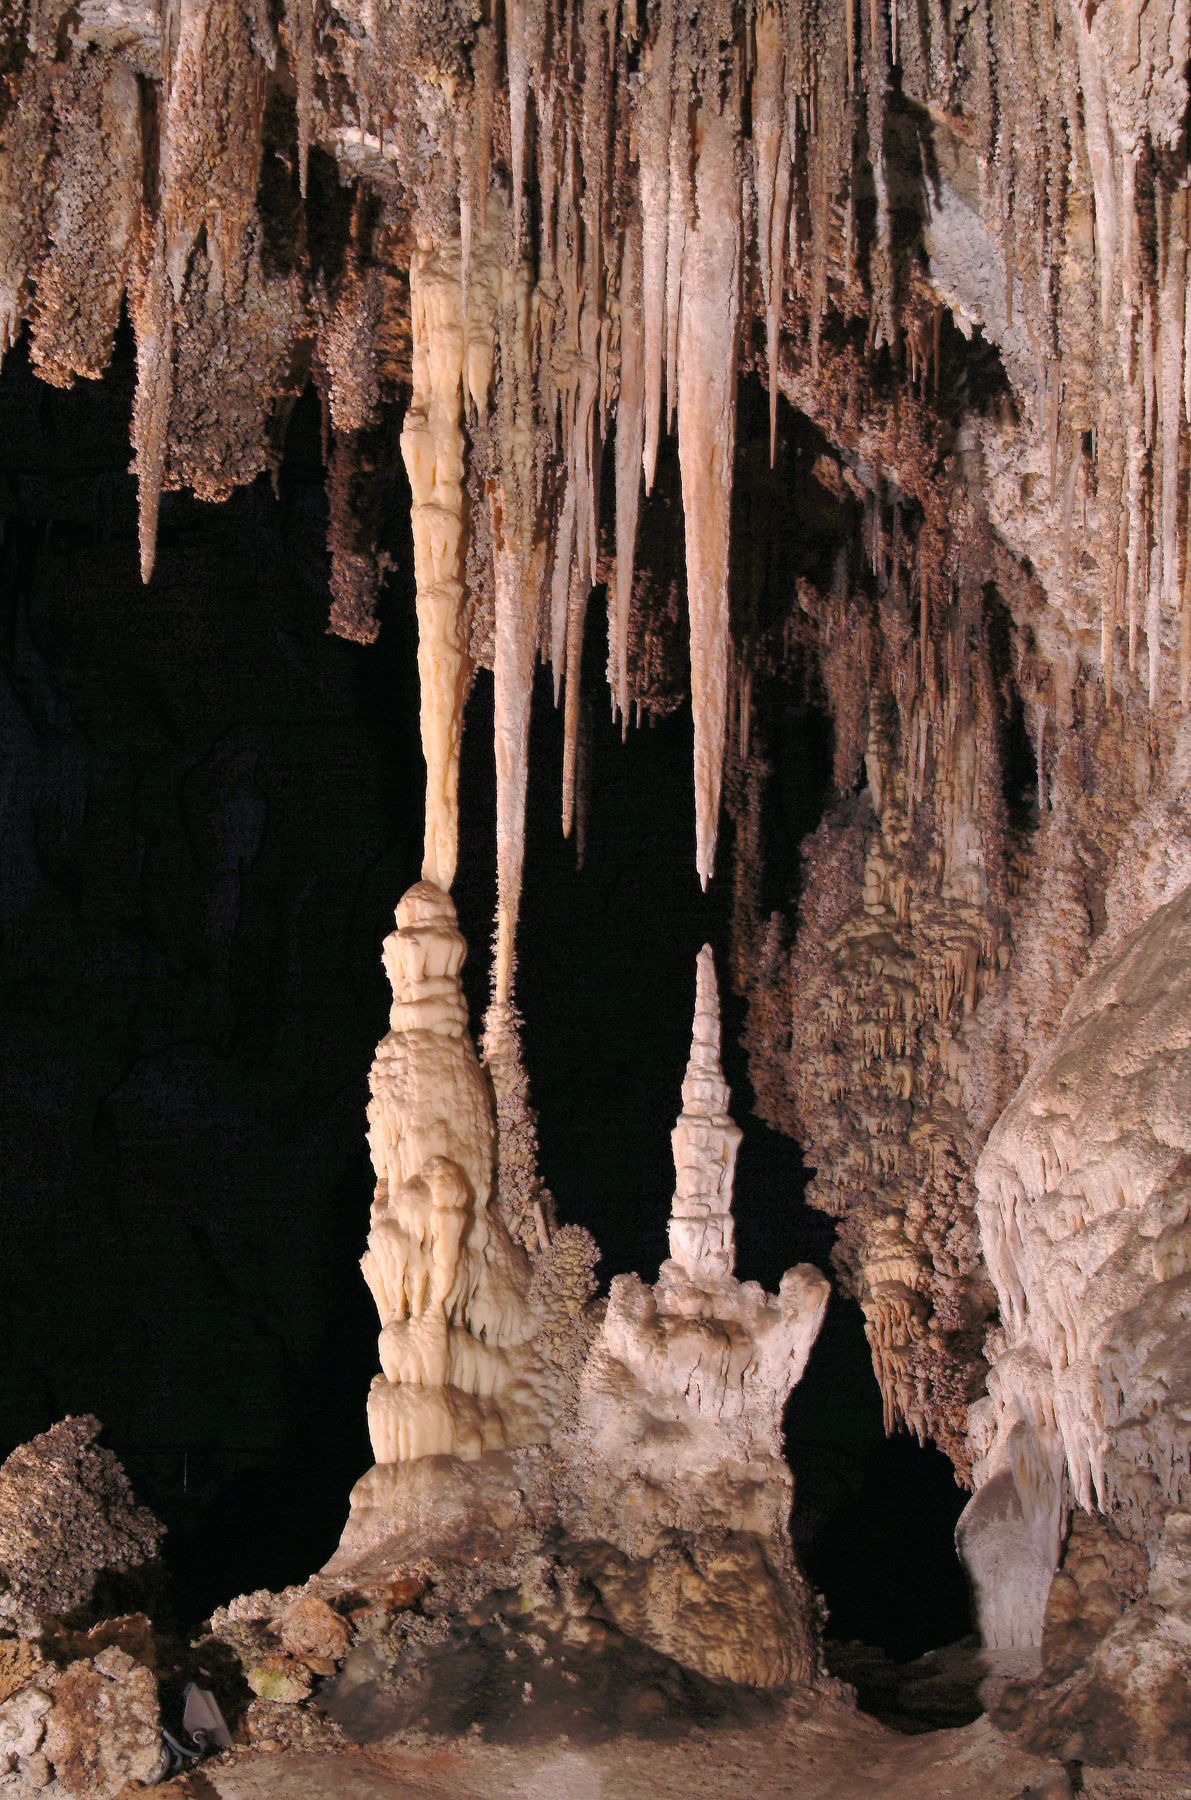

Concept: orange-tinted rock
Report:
left=278, top=1595, right=350, bottom=1663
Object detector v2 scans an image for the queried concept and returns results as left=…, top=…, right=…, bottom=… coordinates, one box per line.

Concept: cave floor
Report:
left=186, top=1699, right=1191, bottom=1799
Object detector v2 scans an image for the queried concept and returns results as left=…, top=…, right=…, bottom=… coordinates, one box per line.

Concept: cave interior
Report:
left=0, top=1, right=1189, bottom=1793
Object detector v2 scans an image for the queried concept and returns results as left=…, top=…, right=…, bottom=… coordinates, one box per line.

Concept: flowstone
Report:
left=959, top=880, right=1191, bottom=1764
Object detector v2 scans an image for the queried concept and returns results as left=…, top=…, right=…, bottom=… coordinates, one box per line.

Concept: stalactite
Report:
left=160, top=0, right=266, bottom=303
left=401, top=238, right=479, bottom=891
left=752, top=7, right=791, bottom=464
left=611, top=217, right=644, bottom=720
left=0, top=21, right=53, bottom=363
left=129, top=225, right=173, bottom=584
left=490, top=249, right=541, bottom=1011
left=481, top=1000, right=561, bottom=1254
left=506, top=0, right=529, bottom=253
left=663, top=24, right=692, bottom=437
left=1156, top=193, right=1186, bottom=708
left=30, top=55, right=141, bottom=389
left=677, top=87, right=742, bottom=889
left=561, top=567, right=587, bottom=840
left=285, top=0, right=316, bottom=198
left=638, top=0, right=674, bottom=494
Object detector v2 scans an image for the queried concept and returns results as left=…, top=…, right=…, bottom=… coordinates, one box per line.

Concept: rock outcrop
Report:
left=0, top=1419, right=163, bottom=1634
left=0, top=1427, right=168, bottom=1799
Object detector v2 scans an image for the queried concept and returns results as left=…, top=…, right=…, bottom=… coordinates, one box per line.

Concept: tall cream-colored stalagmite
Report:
left=360, top=881, right=553, bottom=1467
left=677, top=95, right=742, bottom=888
left=401, top=243, right=472, bottom=892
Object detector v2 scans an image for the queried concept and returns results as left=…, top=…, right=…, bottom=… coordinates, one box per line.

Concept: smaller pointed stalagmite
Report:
left=571, top=943, right=830, bottom=1688
left=667, top=946, right=743, bottom=1285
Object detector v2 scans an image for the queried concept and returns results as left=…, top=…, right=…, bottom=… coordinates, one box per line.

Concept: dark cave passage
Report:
left=0, top=340, right=968, bottom=1655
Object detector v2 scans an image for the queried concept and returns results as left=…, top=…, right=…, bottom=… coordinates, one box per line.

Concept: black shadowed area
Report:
left=0, top=334, right=967, bottom=1655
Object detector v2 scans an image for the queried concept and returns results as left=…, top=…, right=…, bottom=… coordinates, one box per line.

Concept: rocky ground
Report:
left=145, top=1701, right=1191, bottom=1800
left=5, top=1425, right=1190, bottom=1800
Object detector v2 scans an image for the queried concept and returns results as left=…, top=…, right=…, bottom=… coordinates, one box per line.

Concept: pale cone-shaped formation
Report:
left=488, top=252, right=542, bottom=1013
left=360, top=882, right=554, bottom=1467
left=401, top=238, right=501, bottom=891
left=676, top=99, right=741, bottom=890
left=665, top=946, right=742, bottom=1284
left=570, top=946, right=829, bottom=1686
left=401, top=246, right=469, bottom=893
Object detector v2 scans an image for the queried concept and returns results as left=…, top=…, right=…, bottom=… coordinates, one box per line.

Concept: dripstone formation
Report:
left=571, top=949, right=829, bottom=1686
left=1, top=0, right=1190, bottom=1778
left=326, top=899, right=827, bottom=1694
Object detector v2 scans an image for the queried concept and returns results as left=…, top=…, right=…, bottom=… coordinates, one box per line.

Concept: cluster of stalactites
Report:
left=393, top=1, right=770, bottom=905
left=1, top=0, right=1187, bottom=987
left=335, top=0, right=1190, bottom=972
left=967, top=0, right=1191, bottom=712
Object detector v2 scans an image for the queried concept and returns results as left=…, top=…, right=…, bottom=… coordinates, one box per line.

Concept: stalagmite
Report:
left=677, top=93, right=742, bottom=888
left=358, top=881, right=554, bottom=1467
left=571, top=945, right=829, bottom=1686
left=666, top=946, right=742, bottom=1283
